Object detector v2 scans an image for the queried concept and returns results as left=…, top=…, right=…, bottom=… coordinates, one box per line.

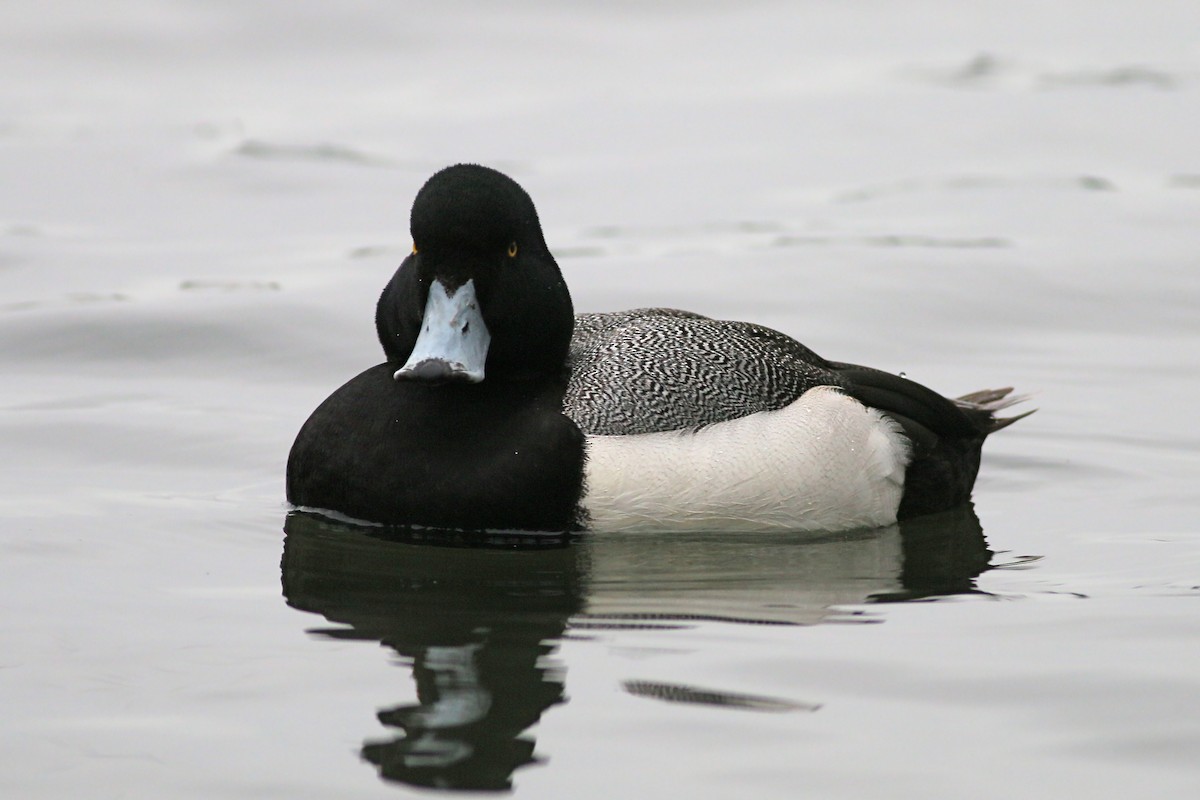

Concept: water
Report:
left=2, top=1, right=1199, bottom=797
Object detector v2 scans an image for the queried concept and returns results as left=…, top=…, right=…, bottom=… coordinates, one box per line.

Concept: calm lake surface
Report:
left=2, top=2, right=1198, bottom=797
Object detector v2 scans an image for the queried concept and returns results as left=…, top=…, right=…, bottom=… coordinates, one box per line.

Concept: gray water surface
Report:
left=3, top=2, right=1199, bottom=797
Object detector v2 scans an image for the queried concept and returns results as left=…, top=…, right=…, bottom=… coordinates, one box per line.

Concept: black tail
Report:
left=832, top=365, right=1034, bottom=519
left=953, top=387, right=1036, bottom=434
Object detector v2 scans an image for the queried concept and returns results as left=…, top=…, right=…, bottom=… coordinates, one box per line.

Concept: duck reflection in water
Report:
left=282, top=518, right=582, bottom=791
left=280, top=506, right=993, bottom=792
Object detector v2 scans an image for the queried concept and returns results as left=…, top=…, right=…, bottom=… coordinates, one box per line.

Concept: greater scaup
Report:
left=286, top=164, right=1029, bottom=532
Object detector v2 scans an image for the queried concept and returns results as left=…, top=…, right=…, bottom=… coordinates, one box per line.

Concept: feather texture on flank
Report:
left=583, top=386, right=911, bottom=532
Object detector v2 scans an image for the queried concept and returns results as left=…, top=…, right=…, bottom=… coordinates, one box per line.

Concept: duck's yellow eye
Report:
left=507, top=241, right=518, bottom=258
left=411, top=243, right=418, bottom=255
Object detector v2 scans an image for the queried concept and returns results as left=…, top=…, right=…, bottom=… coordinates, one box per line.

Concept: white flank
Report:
left=583, top=386, right=911, bottom=533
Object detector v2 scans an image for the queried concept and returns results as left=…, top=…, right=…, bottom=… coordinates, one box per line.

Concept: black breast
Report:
left=286, top=364, right=586, bottom=531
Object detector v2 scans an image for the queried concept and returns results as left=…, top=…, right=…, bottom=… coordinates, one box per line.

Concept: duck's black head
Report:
left=376, top=164, right=574, bottom=384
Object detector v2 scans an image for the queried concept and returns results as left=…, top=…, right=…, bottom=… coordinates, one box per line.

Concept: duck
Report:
left=286, top=163, right=1030, bottom=533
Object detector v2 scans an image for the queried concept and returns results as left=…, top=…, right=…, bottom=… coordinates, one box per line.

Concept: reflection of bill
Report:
left=281, top=506, right=990, bottom=792
left=371, top=643, right=489, bottom=768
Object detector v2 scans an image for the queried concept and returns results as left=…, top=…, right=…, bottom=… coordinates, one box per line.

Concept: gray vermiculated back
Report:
left=565, top=308, right=844, bottom=435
